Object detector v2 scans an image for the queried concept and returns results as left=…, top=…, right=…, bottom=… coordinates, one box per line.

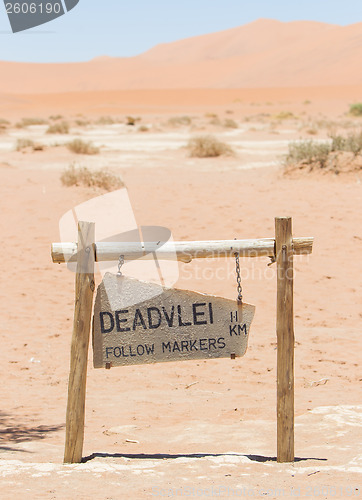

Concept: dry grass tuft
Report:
left=16, top=138, right=34, bottom=151
left=16, top=117, right=48, bottom=128
left=46, top=121, right=69, bottom=134
left=223, top=118, right=238, bottom=129
left=209, top=117, right=221, bottom=126
left=67, top=139, right=99, bottom=155
left=187, top=135, right=234, bottom=158
left=168, top=116, right=192, bottom=127
left=96, top=116, right=117, bottom=125
left=16, top=138, right=44, bottom=152
left=274, top=111, right=295, bottom=120
left=0, top=119, right=9, bottom=133
left=75, top=119, right=90, bottom=127
left=61, top=164, right=124, bottom=191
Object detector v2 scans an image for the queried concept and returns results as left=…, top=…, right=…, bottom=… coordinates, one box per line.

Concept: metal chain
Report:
left=234, top=252, right=243, bottom=304
left=117, top=254, right=124, bottom=277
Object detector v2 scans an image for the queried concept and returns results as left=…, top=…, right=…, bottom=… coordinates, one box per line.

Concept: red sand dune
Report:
left=1, top=19, right=362, bottom=94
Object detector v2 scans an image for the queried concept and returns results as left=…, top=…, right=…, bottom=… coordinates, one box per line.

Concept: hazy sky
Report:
left=0, top=0, right=361, bottom=63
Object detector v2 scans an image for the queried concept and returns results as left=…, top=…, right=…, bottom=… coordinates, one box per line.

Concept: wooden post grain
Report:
left=64, top=222, right=95, bottom=464
left=275, top=217, right=294, bottom=463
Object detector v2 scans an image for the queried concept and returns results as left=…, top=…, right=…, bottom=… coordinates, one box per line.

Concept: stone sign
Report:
left=93, top=273, right=255, bottom=368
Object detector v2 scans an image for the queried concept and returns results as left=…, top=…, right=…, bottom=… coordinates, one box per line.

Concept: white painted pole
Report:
left=52, top=237, right=313, bottom=264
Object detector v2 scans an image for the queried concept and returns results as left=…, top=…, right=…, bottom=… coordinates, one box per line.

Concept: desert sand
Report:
left=1, top=19, right=362, bottom=93
left=0, top=18, right=361, bottom=500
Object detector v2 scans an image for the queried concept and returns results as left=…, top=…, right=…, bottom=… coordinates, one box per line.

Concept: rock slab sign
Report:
left=93, top=273, right=255, bottom=368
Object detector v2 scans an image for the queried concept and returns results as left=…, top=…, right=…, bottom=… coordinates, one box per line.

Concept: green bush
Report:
left=285, top=140, right=331, bottom=168
left=349, top=103, right=362, bottom=116
left=285, top=130, right=362, bottom=170
left=330, top=130, right=362, bottom=156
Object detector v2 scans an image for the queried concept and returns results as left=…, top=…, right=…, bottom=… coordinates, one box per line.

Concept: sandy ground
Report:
left=0, top=93, right=361, bottom=499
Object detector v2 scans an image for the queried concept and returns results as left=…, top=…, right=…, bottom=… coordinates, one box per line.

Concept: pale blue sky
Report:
left=0, top=0, right=361, bottom=63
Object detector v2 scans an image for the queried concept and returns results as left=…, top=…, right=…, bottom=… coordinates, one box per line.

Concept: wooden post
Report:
left=275, top=216, right=294, bottom=463
left=64, top=222, right=95, bottom=464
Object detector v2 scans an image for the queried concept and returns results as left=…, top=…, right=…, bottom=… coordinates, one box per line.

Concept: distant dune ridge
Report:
left=1, top=18, right=362, bottom=93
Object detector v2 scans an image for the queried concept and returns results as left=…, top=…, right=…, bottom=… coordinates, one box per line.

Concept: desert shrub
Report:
left=139, top=125, right=149, bottom=132
left=46, top=121, right=69, bottom=134
left=49, top=114, right=63, bottom=120
left=16, top=138, right=34, bottom=151
left=187, top=135, right=234, bottom=158
left=274, top=111, right=295, bottom=120
left=223, top=118, right=238, bottom=129
left=349, top=103, right=362, bottom=116
left=126, top=116, right=141, bottom=126
left=330, top=130, right=362, bottom=156
left=209, top=116, right=221, bottom=126
left=168, top=116, right=192, bottom=127
left=61, top=164, right=124, bottom=191
left=285, top=141, right=331, bottom=168
left=205, top=113, right=218, bottom=118
left=16, top=117, right=47, bottom=128
left=75, top=119, right=90, bottom=127
left=96, top=116, right=116, bottom=125
left=225, top=110, right=234, bottom=114
left=0, top=119, right=9, bottom=133
left=285, top=131, right=362, bottom=173
left=15, top=138, right=45, bottom=152
left=67, top=139, right=99, bottom=155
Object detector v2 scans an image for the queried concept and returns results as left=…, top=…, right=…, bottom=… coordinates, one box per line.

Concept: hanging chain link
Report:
left=117, top=254, right=124, bottom=276
left=234, top=252, right=243, bottom=304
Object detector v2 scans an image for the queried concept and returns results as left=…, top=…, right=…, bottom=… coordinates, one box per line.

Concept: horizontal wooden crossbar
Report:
left=52, top=237, right=313, bottom=264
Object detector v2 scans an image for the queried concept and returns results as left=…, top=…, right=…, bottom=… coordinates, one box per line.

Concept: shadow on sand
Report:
left=82, top=452, right=327, bottom=464
left=0, top=411, right=64, bottom=453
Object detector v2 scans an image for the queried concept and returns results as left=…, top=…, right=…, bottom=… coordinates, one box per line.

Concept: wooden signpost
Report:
left=93, top=273, right=255, bottom=368
left=51, top=217, right=313, bottom=465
